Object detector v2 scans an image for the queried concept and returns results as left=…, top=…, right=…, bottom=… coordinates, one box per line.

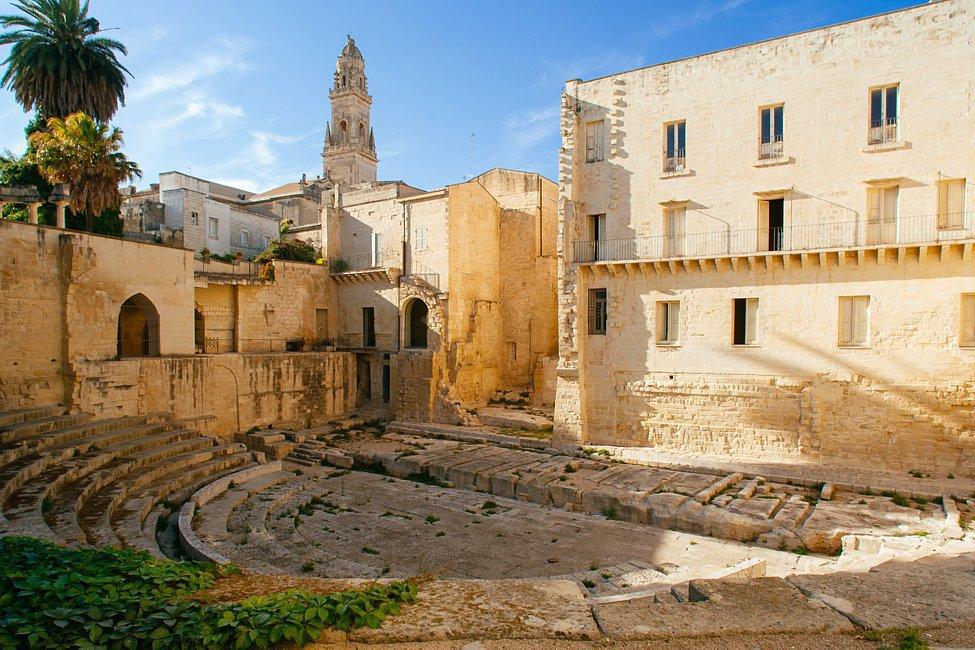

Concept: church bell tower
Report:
left=323, top=35, right=378, bottom=185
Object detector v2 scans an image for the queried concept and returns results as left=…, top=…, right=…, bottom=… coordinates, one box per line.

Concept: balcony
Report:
left=758, top=135, right=784, bottom=160
left=868, top=117, right=898, bottom=145
left=327, top=251, right=400, bottom=285
left=572, top=212, right=975, bottom=264
left=663, top=148, right=686, bottom=173
left=194, top=256, right=270, bottom=285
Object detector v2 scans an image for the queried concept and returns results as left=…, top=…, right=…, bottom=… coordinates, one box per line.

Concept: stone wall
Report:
left=71, top=352, right=355, bottom=436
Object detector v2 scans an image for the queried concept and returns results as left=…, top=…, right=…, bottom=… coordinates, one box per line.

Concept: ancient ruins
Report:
left=1, top=1, right=974, bottom=646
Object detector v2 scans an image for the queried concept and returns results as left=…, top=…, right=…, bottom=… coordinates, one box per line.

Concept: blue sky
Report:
left=0, top=0, right=917, bottom=192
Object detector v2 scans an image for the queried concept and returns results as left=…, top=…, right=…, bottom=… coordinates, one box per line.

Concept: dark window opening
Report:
left=767, top=198, right=784, bottom=251
left=588, top=288, right=608, bottom=335
left=362, top=307, right=376, bottom=348
left=117, top=293, right=160, bottom=358
left=194, top=309, right=205, bottom=353
left=405, top=299, right=429, bottom=348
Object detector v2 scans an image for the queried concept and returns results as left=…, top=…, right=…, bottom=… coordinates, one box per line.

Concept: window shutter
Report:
left=596, top=122, right=605, bottom=160
left=853, top=298, right=869, bottom=345
left=667, top=302, right=680, bottom=342
left=962, top=296, right=975, bottom=345
left=883, top=187, right=898, bottom=222
left=938, top=182, right=950, bottom=229
left=839, top=298, right=853, bottom=344
left=745, top=298, right=758, bottom=344
left=949, top=180, right=966, bottom=227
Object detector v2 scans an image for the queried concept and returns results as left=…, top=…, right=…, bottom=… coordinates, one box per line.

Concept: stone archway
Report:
left=117, top=293, right=160, bottom=358
left=405, top=298, right=429, bottom=349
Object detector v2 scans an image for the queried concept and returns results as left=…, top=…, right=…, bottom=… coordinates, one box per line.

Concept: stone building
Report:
left=301, top=37, right=559, bottom=420
left=555, top=0, right=975, bottom=476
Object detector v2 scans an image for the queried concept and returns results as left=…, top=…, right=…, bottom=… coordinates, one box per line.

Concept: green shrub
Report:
left=0, top=536, right=417, bottom=649
left=254, top=238, right=317, bottom=264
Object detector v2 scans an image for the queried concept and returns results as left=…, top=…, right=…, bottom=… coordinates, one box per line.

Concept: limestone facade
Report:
left=555, top=0, right=975, bottom=475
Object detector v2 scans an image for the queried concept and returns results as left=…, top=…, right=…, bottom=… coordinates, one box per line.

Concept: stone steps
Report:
left=0, top=420, right=178, bottom=509
left=115, top=461, right=258, bottom=558
left=0, top=404, right=64, bottom=428
left=195, top=470, right=298, bottom=550
left=0, top=413, right=90, bottom=445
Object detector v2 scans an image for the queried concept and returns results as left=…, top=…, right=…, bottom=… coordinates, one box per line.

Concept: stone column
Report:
left=28, top=202, right=42, bottom=224
left=55, top=201, right=68, bottom=229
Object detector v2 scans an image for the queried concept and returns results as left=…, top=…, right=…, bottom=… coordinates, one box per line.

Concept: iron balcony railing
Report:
left=194, top=256, right=268, bottom=281
left=402, top=258, right=441, bottom=291
left=663, top=148, right=686, bottom=173
left=868, top=117, right=898, bottom=145
left=758, top=135, right=784, bottom=160
left=328, top=251, right=396, bottom=273
left=572, top=212, right=975, bottom=263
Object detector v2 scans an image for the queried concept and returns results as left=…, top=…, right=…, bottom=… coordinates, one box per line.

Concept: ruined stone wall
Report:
left=71, top=352, right=355, bottom=436
left=445, top=180, right=502, bottom=405
left=0, top=221, right=65, bottom=407
left=479, top=169, right=559, bottom=394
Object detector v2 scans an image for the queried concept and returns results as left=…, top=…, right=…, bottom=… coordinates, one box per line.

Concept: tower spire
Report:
left=323, top=35, right=377, bottom=185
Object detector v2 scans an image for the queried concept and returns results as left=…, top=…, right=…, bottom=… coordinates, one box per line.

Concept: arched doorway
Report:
left=405, top=298, right=429, bottom=349
left=117, top=293, right=160, bottom=358
left=194, top=308, right=205, bottom=353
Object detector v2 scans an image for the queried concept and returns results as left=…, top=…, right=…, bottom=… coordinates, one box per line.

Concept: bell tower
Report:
left=323, top=35, right=377, bottom=185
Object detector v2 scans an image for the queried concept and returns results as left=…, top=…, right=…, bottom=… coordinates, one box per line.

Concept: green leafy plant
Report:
left=254, top=238, right=317, bottom=264
left=0, top=536, right=417, bottom=649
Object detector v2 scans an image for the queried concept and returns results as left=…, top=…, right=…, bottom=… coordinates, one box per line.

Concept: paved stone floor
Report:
left=248, top=467, right=812, bottom=582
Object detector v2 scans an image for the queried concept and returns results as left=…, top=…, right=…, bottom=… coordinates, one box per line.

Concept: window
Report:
left=838, top=296, right=870, bottom=347
left=759, top=105, right=784, bottom=159
left=937, top=178, right=966, bottom=229
left=371, top=232, right=381, bottom=267
left=239, top=229, right=250, bottom=247
left=262, top=234, right=271, bottom=248
left=208, top=217, right=218, bottom=239
left=362, top=307, right=376, bottom=348
left=869, top=84, right=899, bottom=144
left=656, top=301, right=680, bottom=344
left=866, top=186, right=898, bottom=244
left=664, top=121, right=686, bottom=172
left=588, top=289, right=607, bottom=335
left=190, top=211, right=199, bottom=226
left=414, top=226, right=428, bottom=251
left=961, top=295, right=975, bottom=347
left=733, top=298, right=758, bottom=345
left=585, top=120, right=605, bottom=163
left=663, top=206, right=686, bottom=257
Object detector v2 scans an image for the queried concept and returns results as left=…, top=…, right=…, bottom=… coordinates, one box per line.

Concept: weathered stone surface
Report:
left=595, top=577, right=854, bottom=640
left=788, top=554, right=975, bottom=630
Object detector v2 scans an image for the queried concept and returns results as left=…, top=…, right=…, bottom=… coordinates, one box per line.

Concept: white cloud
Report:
left=505, top=106, right=560, bottom=130
left=649, top=0, right=753, bottom=40
left=153, top=91, right=244, bottom=131
left=131, top=37, right=251, bottom=100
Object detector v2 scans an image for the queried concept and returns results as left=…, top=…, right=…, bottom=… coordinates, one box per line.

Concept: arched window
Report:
left=340, top=120, right=348, bottom=141
left=117, top=293, right=160, bottom=358
left=194, top=308, right=205, bottom=353
left=358, top=122, right=365, bottom=140
left=405, top=298, right=429, bottom=349
left=342, top=74, right=346, bottom=87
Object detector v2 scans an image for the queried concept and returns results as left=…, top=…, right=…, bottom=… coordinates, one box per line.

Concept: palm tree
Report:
left=29, top=112, right=140, bottom=231
left=0, top=0, right=130, bottom=122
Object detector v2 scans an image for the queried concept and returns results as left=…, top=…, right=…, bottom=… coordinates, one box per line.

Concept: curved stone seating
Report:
left=0, top=407, right=265, bottom=559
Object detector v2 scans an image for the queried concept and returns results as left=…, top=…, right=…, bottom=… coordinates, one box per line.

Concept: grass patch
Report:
left=891, top=493, right=910, bottom=508
left=863, top=627, right=930, bottom=649
left=424, top=515, right=440, bottom=525
left=0, top=536, right=416, bottom=648
left=581, top=579, right=596, bottom=589
left=601, top=506, right=619, bottom=521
